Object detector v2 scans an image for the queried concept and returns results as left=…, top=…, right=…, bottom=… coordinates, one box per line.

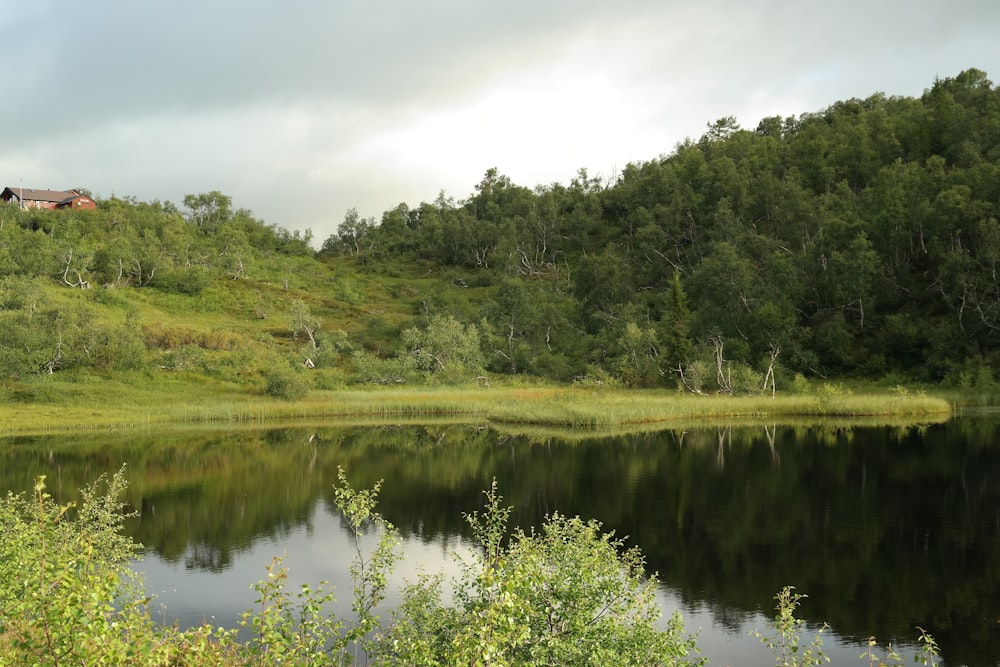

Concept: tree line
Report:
left=321, top=68, right=1000, bottom=389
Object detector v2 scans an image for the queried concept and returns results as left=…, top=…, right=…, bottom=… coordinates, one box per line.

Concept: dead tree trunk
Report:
left=710, top=336, right=732, bottom=394
left=762, top=343, right=780, bottom=397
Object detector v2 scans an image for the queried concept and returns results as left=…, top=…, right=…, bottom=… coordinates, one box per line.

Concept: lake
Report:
left=1, top=414, right=998, bottom=665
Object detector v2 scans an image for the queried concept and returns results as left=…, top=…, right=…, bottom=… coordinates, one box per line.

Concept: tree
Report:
left=702, top=115, right=741, bottom=144
left=484, top=277, right=579, bottom=377
left=401, top=314, right=485, bottom=382
left=690, top=241, right=759, bottom=356
left=321, top=207, right=374, bottom=256
left=289, top=299, right=321, bottom=351
left=183, top=191, right=233, bottom=230
left=572, top=247, right=633, bottom=330
left=659, top=270, right=692, bottom=373
left=606, top=320, right=662, bottom=387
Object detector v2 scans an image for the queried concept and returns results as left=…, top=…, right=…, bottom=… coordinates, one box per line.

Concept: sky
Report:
left=2, top=1, right=999, bottom=245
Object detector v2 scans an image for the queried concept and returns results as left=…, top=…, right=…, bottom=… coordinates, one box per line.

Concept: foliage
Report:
left=400, top=313, right=486, bottom=382
left=380, top=479, right=706, bottom=666
left=4, top=69, right=1000, bottom=391
left=237, top=555, right=342, bottom=665
left=333, top=466, right=401, bottom=663
left=750, top=587, right=829, bottom=666
left=261, top=364, right=311, bottom=400
left=231, top=468, right=400, bottom=665
left=349, top=350, right=422, bottom=385
left=0, top=467, right=954, bottom=666
left=751, top=588, right=942, bottom=667
left=289, top=299, right=321, bottom=351
left=0, top=468, right=237, bottom=665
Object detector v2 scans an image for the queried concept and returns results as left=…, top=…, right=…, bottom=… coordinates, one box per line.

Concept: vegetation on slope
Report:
left=0, top=68, right=998, bottom=414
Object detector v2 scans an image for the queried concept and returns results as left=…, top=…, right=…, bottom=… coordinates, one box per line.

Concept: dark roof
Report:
left=2, top=186, right=84, bottom=203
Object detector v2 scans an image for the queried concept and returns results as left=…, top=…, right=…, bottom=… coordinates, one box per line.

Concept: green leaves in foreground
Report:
left=380, top=479, right=705, bottom=667
left=0, top=467, right=236, bottom=665
left=750, top=586, right=941, bottom=667
left=0, top=469, right=942, bottom=666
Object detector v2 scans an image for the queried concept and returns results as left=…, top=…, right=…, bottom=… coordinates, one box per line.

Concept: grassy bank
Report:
left=0, top=374, right=953, bottom=437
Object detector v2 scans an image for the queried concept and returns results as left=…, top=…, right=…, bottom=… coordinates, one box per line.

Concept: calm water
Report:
left=2, top=415, right=998, bottom=666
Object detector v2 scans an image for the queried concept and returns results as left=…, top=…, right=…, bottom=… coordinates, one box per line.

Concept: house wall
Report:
left=58, top=196, right=96, bottom=210
left=22, top=199, right=59, bottom=210
left=1, top=191, right=97, bottom=210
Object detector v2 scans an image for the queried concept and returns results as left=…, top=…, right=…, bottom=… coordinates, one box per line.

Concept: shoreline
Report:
left=0, top=381, right=954, bottom=437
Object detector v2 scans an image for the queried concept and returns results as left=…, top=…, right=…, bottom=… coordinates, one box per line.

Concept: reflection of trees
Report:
left=614, top=422, right=1000, bottom=666
left=0, top=429, right=326, bottom=570
left=1, top=419, right=999, bottom=664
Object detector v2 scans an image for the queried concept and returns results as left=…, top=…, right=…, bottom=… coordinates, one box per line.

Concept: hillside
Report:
left=1, top=68, right=999, bottom=398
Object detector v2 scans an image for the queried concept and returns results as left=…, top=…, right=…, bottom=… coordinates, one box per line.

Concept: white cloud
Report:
left=1, top=0, right=999, bottom=241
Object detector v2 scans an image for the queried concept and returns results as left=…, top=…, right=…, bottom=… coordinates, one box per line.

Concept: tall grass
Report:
left=0, top=378, right=952, bottom=436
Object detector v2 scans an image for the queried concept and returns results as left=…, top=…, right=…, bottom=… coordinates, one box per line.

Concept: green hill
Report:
left=1, top=68, right=998, bottom=411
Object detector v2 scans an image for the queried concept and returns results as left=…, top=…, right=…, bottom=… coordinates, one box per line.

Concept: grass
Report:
left=0, top=374, right=953, bottom=437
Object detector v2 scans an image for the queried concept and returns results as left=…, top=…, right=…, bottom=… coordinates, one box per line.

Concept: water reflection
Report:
left=1, top=418, right=998, bottom=665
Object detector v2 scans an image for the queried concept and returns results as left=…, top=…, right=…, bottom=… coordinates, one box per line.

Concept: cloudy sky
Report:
left=2, top=1, right=998, bottom=244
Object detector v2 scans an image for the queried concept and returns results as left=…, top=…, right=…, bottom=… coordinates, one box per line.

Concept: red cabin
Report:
left=1, top=186, right=96, bottom=210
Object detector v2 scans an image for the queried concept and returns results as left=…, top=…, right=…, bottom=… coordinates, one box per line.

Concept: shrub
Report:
left=262, top=364, right=311, bottom=400
left=787, top=372, right=811, bottom=395
left=749, top=587, right=828, bottom=666
left=153, top=266, right=212, bottom=295
left=379, top=480, right=705, bottom=666
left=944, top=357, right=999, bottom=391
left=158, top=344, right=207, bottom=371
left=401, top=314, right=485, bottom=382
left=729, top=362, right=764, bottom=394
left=333, top=277, right=365, bottom=305
left=0, top=470, right=164, bottom=664
left=142, top=323, right=246, bottom=351
left=349, top=350, right=420, bottom=385
left=816, top=382, right=853, bottom=412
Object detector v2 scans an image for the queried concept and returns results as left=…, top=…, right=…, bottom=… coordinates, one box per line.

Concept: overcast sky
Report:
left=2, top=1, right=998, bottom=244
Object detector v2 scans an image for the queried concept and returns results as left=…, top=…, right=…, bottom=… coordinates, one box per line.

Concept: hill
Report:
left=1, top=68, right=998, bottom=403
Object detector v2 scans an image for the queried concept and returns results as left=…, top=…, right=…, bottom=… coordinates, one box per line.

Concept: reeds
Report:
left=0, top=380, right=953, bottom=436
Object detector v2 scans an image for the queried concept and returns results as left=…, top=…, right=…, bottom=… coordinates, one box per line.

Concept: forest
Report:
left=1, top=68, right=998, bottom=393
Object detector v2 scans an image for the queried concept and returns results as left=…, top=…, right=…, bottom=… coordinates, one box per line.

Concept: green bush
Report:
left=262, top=364, right=311, bottom=399
left=0, top=469, right=221, bottom=665
left=349, top=350, right=420, bottom=385
left=944, top=357, right=999, bottom=391
left=379, top=480, right=704, bottom=666
left=153, top=266, right=212, bottom=295
left=786, top=372, right=811, bottom=395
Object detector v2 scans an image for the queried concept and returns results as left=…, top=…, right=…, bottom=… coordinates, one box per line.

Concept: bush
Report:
left=786, top=372, right=811, bottom=395
left=0, top=470, right=176, bottom=664
left=751, top=586, right=941, bottom=667
left=153, top=266, right=212, bottom=295
left=380, top=481, right=704, bottom=666
left=349, top=350, right=420, bottom=385
left=944, top=357, right=999, bottom=391
left=401, top=314, right=485, bottom=383
left=262, top=364, right=311, bottom=399
left=313, top=367, right=350, bottom=390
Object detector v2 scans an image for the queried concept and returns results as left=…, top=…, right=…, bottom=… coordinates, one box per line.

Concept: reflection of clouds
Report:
left=654, top=588, right=923, bottom=667
left=136, top=496, right=920, bottom=665
left=133, top=497, right=832, bottom=663
left=135, top=498, right=476, bottom=632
